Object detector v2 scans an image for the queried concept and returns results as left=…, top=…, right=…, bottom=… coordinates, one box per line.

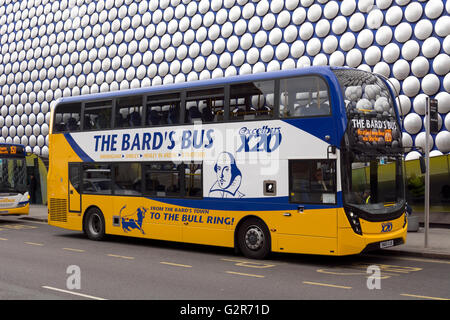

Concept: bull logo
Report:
left=120, top=205, right=147, bottom=235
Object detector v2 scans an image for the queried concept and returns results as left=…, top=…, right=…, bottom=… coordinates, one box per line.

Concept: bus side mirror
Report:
left=419, top=156, right=426, bottom=174
left=327, top=145, right=336, bottom=159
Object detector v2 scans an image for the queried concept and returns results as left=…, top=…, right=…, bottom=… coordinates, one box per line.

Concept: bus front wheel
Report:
left=237, top=218, right=271, bottom=259
left=84, top=207, right=106, bottom=241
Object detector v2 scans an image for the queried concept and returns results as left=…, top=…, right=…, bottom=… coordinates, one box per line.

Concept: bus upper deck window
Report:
left=185, top=88, right=224, bottom=124
left=146, top=93, right=180, bottom=126
left=115, top=96, right=143, bottom=128
left=83, top=100, right=112, bottom=130
left=53, top=103, right=81, bottom=133
left=279, top=76, right=330, bottom=118
left=230, top=81, right=274, bottom=121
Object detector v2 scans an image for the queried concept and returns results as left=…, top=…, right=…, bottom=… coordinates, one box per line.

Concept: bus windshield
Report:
left=342, top=154, right=405, bottom=216
left=333, top=69, right=402, bottom=152
left=334, top=69, right=405, bottom=217
left=0, top=157, right=27, bottom=194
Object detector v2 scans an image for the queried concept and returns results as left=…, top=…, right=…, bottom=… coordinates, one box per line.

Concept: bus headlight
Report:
left=17, top=193, right=29, bottom=207
left=345, top=211, right=362, bottom=235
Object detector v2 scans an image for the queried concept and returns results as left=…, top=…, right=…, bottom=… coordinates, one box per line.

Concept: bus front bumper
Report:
left=0, top=203, right=29, bottom=216
left=338, top=224, right=407, bottom=255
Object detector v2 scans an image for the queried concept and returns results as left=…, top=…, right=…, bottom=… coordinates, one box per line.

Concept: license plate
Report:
left=380, top=240, right=394, bottom=249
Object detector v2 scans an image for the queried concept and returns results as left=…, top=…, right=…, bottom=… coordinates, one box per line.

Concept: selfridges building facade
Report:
left=0, top=0, right=449, bottom=158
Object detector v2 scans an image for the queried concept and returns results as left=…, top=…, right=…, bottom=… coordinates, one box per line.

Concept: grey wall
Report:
left=0, top=0, right=449, bottom=158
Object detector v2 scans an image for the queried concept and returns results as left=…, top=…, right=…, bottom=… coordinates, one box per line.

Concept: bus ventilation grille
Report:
left=49, top=198, right=67, bottom=222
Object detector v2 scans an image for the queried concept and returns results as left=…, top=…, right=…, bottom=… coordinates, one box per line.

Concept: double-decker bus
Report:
left=48, top=67, right=407, bottom=258
left=0, top=143, right=29, bottom=216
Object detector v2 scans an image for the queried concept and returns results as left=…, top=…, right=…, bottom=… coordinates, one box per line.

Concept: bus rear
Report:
left=0, top=144, right=29, bottom=216
left=333, top=69, right=407, bottom=254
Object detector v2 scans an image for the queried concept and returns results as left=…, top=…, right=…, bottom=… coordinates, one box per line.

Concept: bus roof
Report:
left=53, top=66, right=343, bottom=107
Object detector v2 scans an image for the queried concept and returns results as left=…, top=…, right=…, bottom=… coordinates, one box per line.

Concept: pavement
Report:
left=18, top=204, right=450, bottom=260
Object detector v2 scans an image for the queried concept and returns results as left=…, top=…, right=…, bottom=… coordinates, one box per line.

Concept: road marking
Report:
left=1, top=224, right=38, bottom=230
left=25, top=242, right=44, bottom=246
left=400, top=293, right=450, bottom=301
left=18, top=219, right=48, bottom=225
left=42, top=286, right=107, bottom=300
left=20, top=218, right=48, bottom=225
left=303, top=281, right=352, bottom=290
left=225, top=271, right=265, bottom=278
left=369, top=254, right=450, bottom=265
left=63, top=248, right=85, bottom=253
left=316, top=268, right=395, bottom=279
left=353, top=263, right=422, bottom=274
left=160, top=261, right=192, bottom=268
left=107, top=254, right=134, bottom=260
left=317, top=268, right=367, bottom=276
left=221, top=258, right=275, bottom=269
left=317, top=262, right=422, bottom=280
left=0, top=237, right=7, bottom=240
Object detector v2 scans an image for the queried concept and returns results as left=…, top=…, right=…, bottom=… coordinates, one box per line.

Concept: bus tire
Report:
left=237, top=217, right=271, bottom=259
left=84, top=207, right=106, bottom=241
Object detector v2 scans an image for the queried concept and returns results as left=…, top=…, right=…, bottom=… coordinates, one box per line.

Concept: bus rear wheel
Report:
left=237, top=218, right=271, bottom=259
left=84, top=207, right=106, bottom=241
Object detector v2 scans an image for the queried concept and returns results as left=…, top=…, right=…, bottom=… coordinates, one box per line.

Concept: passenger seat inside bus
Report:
left=300, top=101, right=330, bottom=116
left=129, top=111, right=142, bottom=126
left=66, top=117, right=79, bottom=131
left=95, top=116, right=109, bottom=129
left=160, top=106, right=171, bottom=125
left=116, top=114, right=126, bottom=127
left=188, top=103, right=202, bottom=123
left=168, top=106, right=179, bottom=124
left=147, top=109, right=161, bottom=125
left=258, top=106, right=272, bottom=117
left=84, top=116, right=94, bottom=130
left=199, top=101, right=214, bottom=122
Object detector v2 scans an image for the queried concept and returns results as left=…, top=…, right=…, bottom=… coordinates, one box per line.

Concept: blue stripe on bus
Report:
left=281, top=117, right=339, bottom=146
left=64, top=133, right=94, bottom=162
left=145, top=194, right=342, bottom=211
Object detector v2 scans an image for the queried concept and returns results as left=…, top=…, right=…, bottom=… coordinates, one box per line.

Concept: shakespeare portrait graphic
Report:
left=209, top=152, right=245, bottom=198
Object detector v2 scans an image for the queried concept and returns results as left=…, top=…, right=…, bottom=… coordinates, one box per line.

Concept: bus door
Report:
left=68, top=163, right=82, bottom=212
left=276, top=159, right=338, bottom=254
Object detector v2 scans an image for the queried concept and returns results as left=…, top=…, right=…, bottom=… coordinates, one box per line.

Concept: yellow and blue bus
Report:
left=0, top=143, right=29, bottom=216
left=48, top=67, right=407, bottom=258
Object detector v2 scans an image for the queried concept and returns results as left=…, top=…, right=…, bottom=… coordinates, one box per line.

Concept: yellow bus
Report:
left=48, top=67, right=407, bottom=259
left=0, top=143, right=29, bottom=216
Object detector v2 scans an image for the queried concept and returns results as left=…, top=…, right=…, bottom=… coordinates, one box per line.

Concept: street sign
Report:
left=429, top=98, right=439, bottom=134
